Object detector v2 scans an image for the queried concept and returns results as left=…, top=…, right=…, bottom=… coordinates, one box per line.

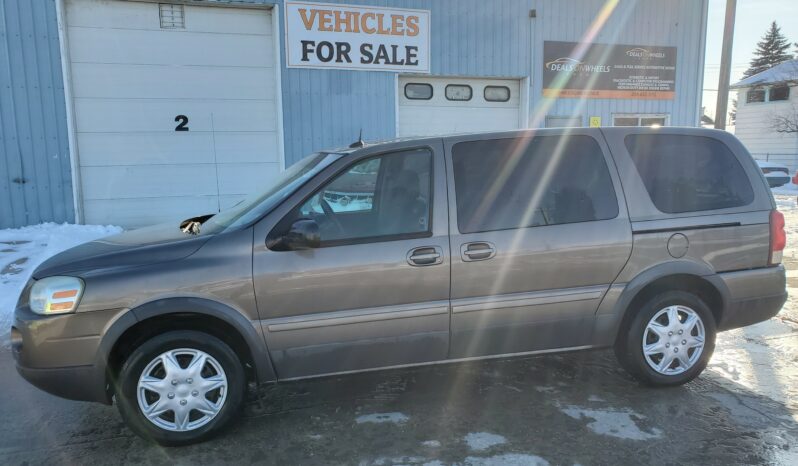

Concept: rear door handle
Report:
left=407, top=246, right=443, bottom=266
left=461, top=242, right=496, bottom=262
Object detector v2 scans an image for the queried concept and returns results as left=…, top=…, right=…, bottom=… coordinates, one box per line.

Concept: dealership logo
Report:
left=545, top=57, right=610, bottom=73
left=626, top=47, right=666, bottom=59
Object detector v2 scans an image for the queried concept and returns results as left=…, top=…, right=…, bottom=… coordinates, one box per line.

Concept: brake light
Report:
left=769, top=209, right=786, bottom=265
left=793, top=171, right=798, bottom=185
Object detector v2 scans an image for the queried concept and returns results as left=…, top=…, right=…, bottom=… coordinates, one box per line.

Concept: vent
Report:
left=159, top=4, right=185, bottom=29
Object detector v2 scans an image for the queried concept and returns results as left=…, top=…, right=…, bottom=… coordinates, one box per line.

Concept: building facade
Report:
left=732, top=60, right=798, bottom=171
left=1, top=0, right=709, bottom=228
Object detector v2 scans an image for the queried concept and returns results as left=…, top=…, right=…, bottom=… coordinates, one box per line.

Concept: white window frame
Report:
left=612, top=113, right=670, bottom=127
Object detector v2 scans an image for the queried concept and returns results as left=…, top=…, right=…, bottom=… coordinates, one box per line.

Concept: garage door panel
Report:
left=81, top=165, right=217, bottom=200
left=77, top=132, right=280, bottom=167
left=398, top=76, right=523, bottom=137
left=217, top=162, right=280, bottom=196
left=214, top=133, right=280, bottom=164
left=74, top=99, right=276, bottom=133
left=83, top=197, right=221, bottom=228
left=66, top=0, right=272, bottom=36
left=68, top=27, right=273, bottom=68
left=71, top=63, right=275, bottom=100
left=77, top=132, right=217, bottom=166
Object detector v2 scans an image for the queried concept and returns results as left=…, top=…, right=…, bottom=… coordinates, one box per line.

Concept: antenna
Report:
left=349, top=128, right=365, bottom=148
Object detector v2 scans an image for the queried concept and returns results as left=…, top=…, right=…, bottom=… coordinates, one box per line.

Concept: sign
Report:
left=285, top=1, right=430, bottom=72
left=543, top=41, right=677, bottom=100
left=589, top=116, right=601, bottom=127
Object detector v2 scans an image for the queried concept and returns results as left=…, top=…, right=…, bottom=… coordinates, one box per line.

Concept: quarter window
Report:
left=624, top=134, right=754, bottom=214
left=291, top=149, right=433, bottom=245
left=404, top=83, right=433, bottom=100
left=747, top=89, right=766, bottom=103
left=484, top=86, right=511, bottom=102
left=445, top=84, right=472, bottom=101
left=452, top=136, right=618, bottom=234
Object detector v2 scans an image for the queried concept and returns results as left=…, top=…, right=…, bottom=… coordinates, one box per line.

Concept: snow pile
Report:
left=0, top=223, right=122, bottom=339
left=772, top=183, right=798, bottom=196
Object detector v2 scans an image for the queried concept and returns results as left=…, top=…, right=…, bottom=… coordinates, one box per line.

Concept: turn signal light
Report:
left=769, top=210, right=786, bottom=265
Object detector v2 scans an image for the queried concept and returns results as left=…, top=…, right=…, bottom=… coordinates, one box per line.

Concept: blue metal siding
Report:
left=532, top=0, right=707, bottom=128
left=0, top=0, right=74, bottom=229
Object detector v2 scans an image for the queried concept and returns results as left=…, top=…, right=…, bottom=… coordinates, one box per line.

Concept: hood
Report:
left=33, top=221, right=214, bottom=278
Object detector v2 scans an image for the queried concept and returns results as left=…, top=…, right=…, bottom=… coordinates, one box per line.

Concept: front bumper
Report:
left=13, top=305, right=127, bottom=404
left=717, top=265, right=787, bottom=331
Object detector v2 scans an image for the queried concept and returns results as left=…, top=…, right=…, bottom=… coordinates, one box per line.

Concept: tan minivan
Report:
left=12, top=127, right=787, bottom=445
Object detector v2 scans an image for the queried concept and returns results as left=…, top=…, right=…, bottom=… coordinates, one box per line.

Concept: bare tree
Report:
left=771, top=103, right=798, bottom=133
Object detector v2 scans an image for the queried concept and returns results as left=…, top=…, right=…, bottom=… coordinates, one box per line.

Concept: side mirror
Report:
left=266, top=218, right=320, bottom=251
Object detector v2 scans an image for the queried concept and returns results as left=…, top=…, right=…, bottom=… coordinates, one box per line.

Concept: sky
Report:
left=703, top=0, right=798, bottom=121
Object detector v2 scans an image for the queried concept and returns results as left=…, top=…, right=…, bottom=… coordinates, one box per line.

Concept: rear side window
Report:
left=452, top=135, right=619, bottom=234
left=624, top=134, right=754, bottom=214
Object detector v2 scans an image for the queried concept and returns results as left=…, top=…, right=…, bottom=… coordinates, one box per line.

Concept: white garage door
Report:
left=65, top=0, right=281, bottom=227
left=397, top=77, right=522, bottom=138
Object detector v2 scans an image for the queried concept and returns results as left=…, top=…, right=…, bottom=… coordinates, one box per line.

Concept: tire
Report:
left=615, top=291, right=716, bottom=387
left=115, top=330, right=245, bottom=446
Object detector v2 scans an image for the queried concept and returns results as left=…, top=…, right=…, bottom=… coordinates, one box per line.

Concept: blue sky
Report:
left=703, top=0, right=798, bottom=119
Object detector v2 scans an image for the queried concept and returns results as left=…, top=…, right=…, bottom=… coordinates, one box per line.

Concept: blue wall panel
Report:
left=0, top=0, right=74, bottom=229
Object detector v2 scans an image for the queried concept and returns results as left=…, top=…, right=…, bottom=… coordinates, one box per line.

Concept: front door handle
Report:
left=461, top=242, right=496, bottom=262
left=407, top=246, right=443, bottom=266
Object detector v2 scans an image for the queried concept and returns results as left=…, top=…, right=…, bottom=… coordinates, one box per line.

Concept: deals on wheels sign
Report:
left=543, top=41, right=677, bottom=99
left=285, top=1, right=430, bottom=72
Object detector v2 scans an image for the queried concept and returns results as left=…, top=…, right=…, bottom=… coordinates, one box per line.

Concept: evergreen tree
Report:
left=743, top=22, right=792, bottom=78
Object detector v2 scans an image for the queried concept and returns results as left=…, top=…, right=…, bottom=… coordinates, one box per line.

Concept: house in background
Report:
left=731, top=60, right=798, bottom=170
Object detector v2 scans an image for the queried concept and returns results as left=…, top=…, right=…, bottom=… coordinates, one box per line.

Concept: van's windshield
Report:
left=200, top=152, right=343, bottom=234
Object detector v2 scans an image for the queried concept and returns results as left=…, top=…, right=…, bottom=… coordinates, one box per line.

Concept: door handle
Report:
left=407, top=246, right=443, bottom=266
left=461, top=242, right=496, bottom=262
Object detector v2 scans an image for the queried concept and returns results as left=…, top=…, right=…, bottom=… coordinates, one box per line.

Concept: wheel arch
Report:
left=609, top=261, right=729, bottom=346
left=99, top=297, right=277, bottom=401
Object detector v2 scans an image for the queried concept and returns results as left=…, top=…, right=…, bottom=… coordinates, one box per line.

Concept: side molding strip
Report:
left=265, top=301, right=450, bottom=332
left=451, top=286, right=606, bottom=314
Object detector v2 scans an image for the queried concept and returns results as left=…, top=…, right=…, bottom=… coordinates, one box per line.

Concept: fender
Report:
left=96, top=297, right=277, bottom=386
left=593, top=260, right=731, bottom=347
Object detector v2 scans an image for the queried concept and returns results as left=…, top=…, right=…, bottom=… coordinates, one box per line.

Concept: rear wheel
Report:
left=115, top=330, right=245, bottom=446
left=615, top=291, right=716, bottom=386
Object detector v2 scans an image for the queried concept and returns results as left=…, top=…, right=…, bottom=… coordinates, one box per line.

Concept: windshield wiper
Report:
left=179, top=214, right=215, bottom=235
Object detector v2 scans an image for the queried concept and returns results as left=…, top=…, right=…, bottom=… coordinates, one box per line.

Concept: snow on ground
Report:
left=0, top=223, right=122, bottom=339
left=771, top=182, right=798, bottom=197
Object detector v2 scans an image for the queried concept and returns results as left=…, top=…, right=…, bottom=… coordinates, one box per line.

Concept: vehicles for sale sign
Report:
left=285, top=1, right=430, bottom=72
left=543, top=41, right=677, bottom=100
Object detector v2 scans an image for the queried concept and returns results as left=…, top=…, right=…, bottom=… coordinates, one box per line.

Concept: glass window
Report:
left=484, top=86, right=511, bottom=102
left=614, top=117, right=640, bottom=127
left=289, top=148, right=433, bottom=245
left=747, top=89, right=766, bottom=103
left=640, top=117, right=666, bottom=127
left=404, top=83, right=433, bottom=100
left=445, top=84, right=472, bottom=101
left=770, top=85, right=790, bottom=101
left=625, top=134, right=754, bottom=214
left=452, top=136, right=618, bottom=234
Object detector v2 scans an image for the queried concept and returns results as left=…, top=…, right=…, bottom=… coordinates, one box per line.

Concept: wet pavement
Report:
left=1, top=339, right=797, bottom=465
left=2, top=202, right=798, bottom=465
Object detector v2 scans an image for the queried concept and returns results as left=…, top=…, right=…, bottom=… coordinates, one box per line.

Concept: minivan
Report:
left=12, top=127, right=787, bottom=445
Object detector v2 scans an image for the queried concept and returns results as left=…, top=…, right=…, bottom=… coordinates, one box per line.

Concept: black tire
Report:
left=115, top=330, right=245, bottom=446
left=615, top=291, right=717, bottom=387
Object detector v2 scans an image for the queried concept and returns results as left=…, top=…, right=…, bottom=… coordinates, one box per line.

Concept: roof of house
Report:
left=731, top=59, right=798, bottom=89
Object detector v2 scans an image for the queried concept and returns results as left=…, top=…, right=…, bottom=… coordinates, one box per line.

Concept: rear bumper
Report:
left=765, top=176, right=790, bottom=188
left=717, top=265, right=787, bottom=331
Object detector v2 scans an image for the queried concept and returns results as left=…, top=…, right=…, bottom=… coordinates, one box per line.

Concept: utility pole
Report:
left=715, top=0, right=737, bottom=130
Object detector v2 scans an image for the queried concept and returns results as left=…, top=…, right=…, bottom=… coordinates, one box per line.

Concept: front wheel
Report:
left=115, top=330, right=245, bottom=446
left=615, top=291, right=716, bottom=386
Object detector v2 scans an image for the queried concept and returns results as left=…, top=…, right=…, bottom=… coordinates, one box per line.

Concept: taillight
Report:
left=793, top=171, right=798, bottom=185
left=769, top=209, right=786, bottom=265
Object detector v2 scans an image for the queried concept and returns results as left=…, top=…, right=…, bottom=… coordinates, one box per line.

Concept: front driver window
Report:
left=295, top=148, right=432, bottom=245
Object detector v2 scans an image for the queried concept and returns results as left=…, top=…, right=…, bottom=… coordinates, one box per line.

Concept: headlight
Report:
left=29, top=276, right=85, bottom=315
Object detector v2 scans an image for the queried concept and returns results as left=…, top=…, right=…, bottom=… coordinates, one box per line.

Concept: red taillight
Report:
left=793, top=171, right=798, bottom=185
left=769, top=209, right=786, bottom=265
